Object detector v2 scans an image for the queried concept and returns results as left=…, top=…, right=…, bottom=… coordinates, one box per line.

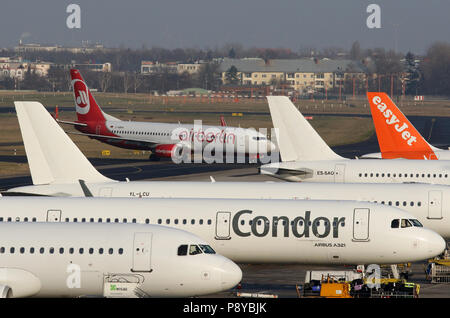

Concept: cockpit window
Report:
left=199, top=245, right=216, bottom=254
left=391, top=219, right=399, bottom=228
left=401, top=219, right=412, bottom=228
left=177, top=245, right=188, bottom=256
left=189, top=245, right=203, bottom=255
left=409, top=219, right=423, bottom=227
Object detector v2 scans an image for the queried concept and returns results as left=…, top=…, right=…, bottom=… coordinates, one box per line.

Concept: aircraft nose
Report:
left=422, top=230, right=446, bottom=259
left=220, top=260, right=242, bottom=290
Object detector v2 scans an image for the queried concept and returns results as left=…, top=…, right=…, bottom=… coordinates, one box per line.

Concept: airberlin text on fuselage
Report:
left=232, top=210, right=345, bottom=238
left=178, top=128, right=236, bottom=144
left=372, top=95, right=417, bottom=146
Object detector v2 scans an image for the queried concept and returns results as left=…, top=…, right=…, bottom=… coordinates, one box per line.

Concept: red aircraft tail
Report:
left=70, top=69, right=106, bottom=123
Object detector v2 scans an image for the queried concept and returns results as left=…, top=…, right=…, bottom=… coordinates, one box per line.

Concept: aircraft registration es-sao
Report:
left=362, top=92, right=450, bottom=160
left=259, top=96, right=450, bottom=184
left=61, top=69, right=276, bottom=161
left=0, top=197, right=444, bottom=265
left=7, top=100, right=450, bottom=238
left=0, top=222, right=242, bottom=298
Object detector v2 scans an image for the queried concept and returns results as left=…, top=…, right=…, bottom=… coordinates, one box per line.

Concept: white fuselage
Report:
left=9, top=181, right=450, bottom=238
left=362, top=150, right=450, bottom=160
left=0, top=197, right=444, bottom=265
left=260, top=158, right=450, bottom=185
left=0, top=222, right=241, bottom=298
left=105, top=119, right=276, bottom=155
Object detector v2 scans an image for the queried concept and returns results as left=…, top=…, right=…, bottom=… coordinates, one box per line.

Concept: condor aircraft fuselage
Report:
left=0, top=197, right=444, bottom=265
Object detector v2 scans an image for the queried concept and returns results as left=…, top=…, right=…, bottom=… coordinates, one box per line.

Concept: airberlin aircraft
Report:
left=259, top=96, right=450, bottom=185
left=62, top=69, right=275, bottom=162
left=362, top=92, right=450, bottom=160
left=0, top=222, right=241, bottom=298
left=0, top=197, right=444, bottom=265
left=7, top=101, right=450, bottom=238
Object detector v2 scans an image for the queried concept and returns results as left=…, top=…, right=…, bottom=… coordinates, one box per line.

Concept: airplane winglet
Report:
left=14, top=101, right=115, bottom=185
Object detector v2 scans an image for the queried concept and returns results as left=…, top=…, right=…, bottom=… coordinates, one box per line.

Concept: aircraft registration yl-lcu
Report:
left=0, top=222, right=242, bottom=298
left=0, top=196, right=444, bottom=266
left=259, top=96, right=450, bottom=184
left=61, top=69, right=276, bottom=161
left=362, top=92, right=450, bottom=160
left=7, top=102, right=450, bottom=239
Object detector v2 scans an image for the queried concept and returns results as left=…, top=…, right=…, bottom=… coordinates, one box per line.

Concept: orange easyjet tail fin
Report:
left=367, top=92, right=437, bottom=159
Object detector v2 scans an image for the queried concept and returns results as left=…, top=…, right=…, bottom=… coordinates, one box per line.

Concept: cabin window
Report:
left=69, top=248, right=74, bottom=254
left=359, top=173, right=362, bottom=177
left=403, top=201, right=407, bottom=206
left=132, top=219, right=137, bottom=223
left=387, top=173, right=390, bottom=177
left=183, top=219, right=187, bottom=225
left=89, top=248, right=94, bottom=254
left=145, top=219, right=150, bottom=224
left=40, top=248, right=45, bottom=254
left=118, top=248, right=123, bottom=255
left=10, top=247, right=15, bottom=254
left=79, top=248, right=84, bottom=254
left=30, top=247, right=35, bottom=254
left=99, top=248, right=104, bottom=254
left=208, top=220, right=212, bottom=225
left=395, top=201, right=399, bottom=206
left=123, top=218, right=127, bottom=223
left=174, top=219, right=179, bottom=225
left=0, top=247, right=4, bottom=253
left=191, top=219, right=195, bottom=225
left=418, top=202, right=422, bottom=207
left=109, top=248, right=114, bottom=255
left=59, top=248, right=64, bottom=254
left=388, top=201, right=392, bottom=206
left=20, top=247, right=25, bottom=254
left=90, top=218, right=94, bottom=223
left=166, top=219, right=170, bottom=225
left=82, top=218, right=86, bottom=223
left=410, top=202, right=414, bottom=206
left=157, top=219, right=162, bottom=224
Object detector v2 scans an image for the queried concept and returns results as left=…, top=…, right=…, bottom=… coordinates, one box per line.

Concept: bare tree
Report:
left=99, top=72, right=112, bottom=92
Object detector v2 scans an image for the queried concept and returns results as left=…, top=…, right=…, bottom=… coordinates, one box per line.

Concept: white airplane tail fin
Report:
left=14, top=101, right=114, bottom=185
left=266, top=96, right=343, bottom=161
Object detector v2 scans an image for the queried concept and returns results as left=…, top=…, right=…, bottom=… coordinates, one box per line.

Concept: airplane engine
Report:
left=0, top=269, right=41, bottom=298
left=0, top=285, right=12, bottom=298
left=154, top=144, right=190, bottom=162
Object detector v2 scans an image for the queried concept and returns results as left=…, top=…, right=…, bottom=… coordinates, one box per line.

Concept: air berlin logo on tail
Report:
left=72, top=79, right=90, bottom=115
left=372, top=95, right=417, bottom=146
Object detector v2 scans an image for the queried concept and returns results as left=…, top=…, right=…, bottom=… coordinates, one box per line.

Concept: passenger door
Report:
left=428, top=190, right=443, bottom=219
left=215, top=212, right=231, bottom=240
left=132, top=233, right=153, bottom=272
left=353, top=208, right=370, bottom=241
left=46, top=210, right=62, bottom=222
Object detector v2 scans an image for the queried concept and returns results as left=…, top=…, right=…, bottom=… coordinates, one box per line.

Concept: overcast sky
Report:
left=0, top=0, right=449, bottom=54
